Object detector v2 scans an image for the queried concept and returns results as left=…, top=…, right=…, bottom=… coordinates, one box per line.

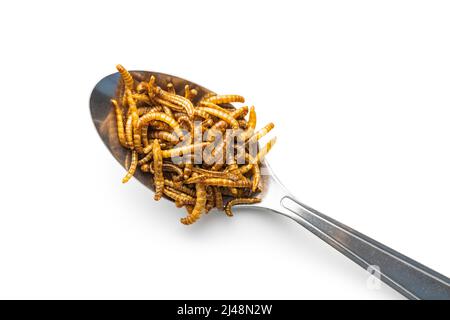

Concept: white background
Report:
left=0, top=0, right=449, bottom=299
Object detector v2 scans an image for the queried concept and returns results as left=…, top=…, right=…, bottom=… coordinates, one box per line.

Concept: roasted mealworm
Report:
left=204, top=94, right=245, bottom=105
left=138, top=105, right=163, bottom=116
left=247, top=122, right=275, bottom=145
left=111, top=99, right=127, bottom=148
left=209, top=106, right=248, bottom=132
left=148, top=131, right=179, bottom=143
left=185, top=178, right=251, bottom=188
left=161, top=142, right=209, bottom=158
left=213, top=187, right=223, bottom=210
left=191, top=167, right=240, bottom=181
left=138, top=112, right=184, bottom=139
left=205, top=186, right=214, bottom=212
left=167, top=82, right=176, bottom=94
left=122, top=150, right=138, bottom=183
left=153, top=139, right=164, bottom=200
left=197, top=107, right=239, bottom=129
left=141, top=125, right=149, bottom=148
left=163, top=186, right=196, bottom=205
left=164, top=179, right=196, bottom=197
left=136, top=82, right=148, bottom=93
left=199, top=101, right=231, bottom=114
left=253, top=137, right=277, bottom=164
left=125, top=114, right=134, bottom=149
left=138, top=151, right=153, bottom=165
left=200, top=92, right=217, bottom=102
left=180, top=183, right=206, bottom=225
left=116, top=64, right=134, bottom=91
left=224, top=198, right=261, bottom=217
left=162, top=163, right=184, bottom=180
left=155, top=86, right=195, bottom=118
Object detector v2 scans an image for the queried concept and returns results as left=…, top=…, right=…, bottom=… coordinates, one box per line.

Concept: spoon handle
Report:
left=278, top=196, right=450, bottom=299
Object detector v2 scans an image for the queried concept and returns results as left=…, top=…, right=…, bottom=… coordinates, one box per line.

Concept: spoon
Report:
left=90, top=70, right=450, bottom=300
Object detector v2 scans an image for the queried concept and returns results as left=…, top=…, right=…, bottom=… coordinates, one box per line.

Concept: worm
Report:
left=204, top=94, right=245, bottom=105
left=197, top=107, right=239, bottom=129
left=161, top=142, right=209, bottom=158
left=153, top=139, right=164, bottom=200
left=148, top=131, right=179, bottom=144
left=138, top=112, right=184, bottom=140
left=180, top=183, right=207, bottom=225
left=116, top=64, right=134, bottom=91
left=184, top=178, right=251, bottom=188
left=163, top=186, right=196, bottom=205
left=111, top=99, right=127, bottom=148
left=122, top=150, right=138, bottom=183
left=224, top=198, right=261, bottom=217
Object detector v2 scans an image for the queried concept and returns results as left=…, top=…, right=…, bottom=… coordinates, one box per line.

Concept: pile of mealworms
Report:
left=111, top=64, right=276, bottom=225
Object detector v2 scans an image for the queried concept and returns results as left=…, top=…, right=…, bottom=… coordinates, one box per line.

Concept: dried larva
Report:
left=111, top=99, right=127, bottom=148
left=138, top=112, right=184, bottom=139
left=180, top=183, right=206, bottom=225
left=163, top=186, right=196, bottom=205
left=167, top=82, right=176, bottom=95
left=148, top=131, right=179, bottom=143
left=204, top=94, right=245, bottom=105
left=185, top=178, right=251, bottom=188
left=161, top=142, right=209, bottom=158
left=122, top=150, right=138, bottom=183
left=224, top=198, right=261, bottom=217
left=125, top=114, right=134, bottom=149
left=197, top=107, right=239, bottom=129
left=116, top=64, right=134, bottom=91
left=153, top=139, right=164, bottom=200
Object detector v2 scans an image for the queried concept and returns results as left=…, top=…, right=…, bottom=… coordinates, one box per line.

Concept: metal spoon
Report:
left=90, top=70, right=450, bottom=300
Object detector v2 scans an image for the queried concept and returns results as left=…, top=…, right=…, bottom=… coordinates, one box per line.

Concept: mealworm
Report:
left=148, top=131, right=179, bottom=143
left=247, top=122, right=275, bottom=145
left=141, top=125, right=149, bottom=148
left=164, top=179, right=196, bottom=197
left=205, top=186, right=214, bottom=212
left=136, top=82, right=149, bottom=93
left=191, top=167, right=240, bottom=181
left=185, top=178, right=251, bottom=188
left=161, top=142, right=209, bottom=158
left=162, top=163, right=184, bottom=180
left=213, top=187, right=223, bottom=210
left=204, top=94, right=245, bottom=105
left=138, top=112, right=184, bottom=139
left=153, top=97, right=185, bottom=113
left=199, top=101, right=231, bottom=114
left=200, top=92, right=217, bottom=102
left=111, top=99, right=127, bottom=148
left=155, top=86, right=195, bottom=118
left=180, top=183, right=206, bottom=225
left=167, top=82, right=176, bottom=94
left=122, top=150, right=138, bottom=183
left=209, top=106, right=248, bottom=132
left=116, top=64, right=134, bottom=91
left=184, top=85, right=194, bottom=101
left=224, top=198, right=261, bottom=217
left=163, top=186, right=196, bottom=205
left=153, top=139, right=164, bottom=200
left=253, top=137, right=277, bottom=164
left=133, top=93, right=152, bottom=105
left=197, top=107, right=239, bottom=129
left=138, top=151, right=153, bottom=165
left=125, top=114, right=134, bottom=149
left=138, top=105, right=163, bottom=116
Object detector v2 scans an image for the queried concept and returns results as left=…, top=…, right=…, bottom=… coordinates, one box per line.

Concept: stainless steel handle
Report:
left=280, top=196, right=450, bottom=300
